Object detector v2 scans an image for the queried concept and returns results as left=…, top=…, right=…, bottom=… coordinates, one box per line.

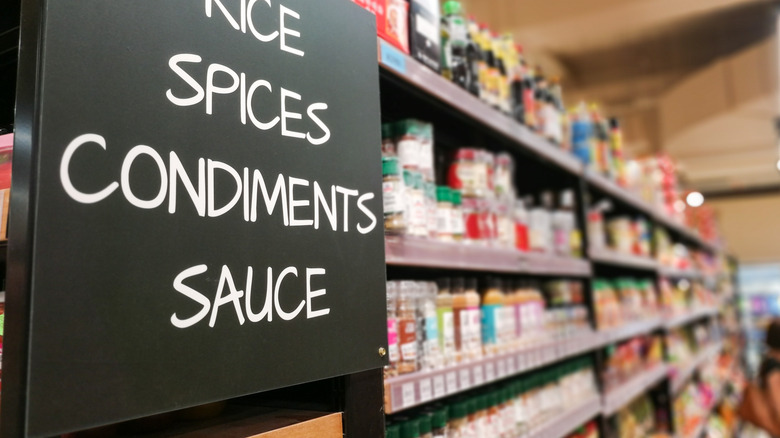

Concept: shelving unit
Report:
left=528, top=395, right=602, bottom=438
left=384, top=331, right=603, bottom=414
left=602, top=364, right=669, bottom=416
left=376, top=33, right=736, bottom=437
left=0, top=5, right=742, bottom=431
left=599, top=318, right=663, bottom=345
left=386, top=236, right=591, bottom=276
left=658, top=266, right=702, bottom=280
left=670, top=342, right=724, bottom=394
left=589, top=248, right=659, bottom=271
left=664, top=308, right=719, bottom=330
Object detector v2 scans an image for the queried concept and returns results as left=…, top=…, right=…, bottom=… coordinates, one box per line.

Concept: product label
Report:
left=414, top=13, right=439, bottom=45
left=399, top=318, right=417, bottom=361
left=436, top=207, right=451, bottom=235
left=451, top=208, right=465, bottom=236
left=409, top=191, right=426, bottom=236
left=452, top=163, right=477, bottom=191
left=387, top=318, right=399, bottom=363
left=382, top=180, right=405, bottom=215
left=397, top=139, right=420, bottom=170
left=481, top=304, right=501, bottom=347
left=437, top=308, right=455, bottom=358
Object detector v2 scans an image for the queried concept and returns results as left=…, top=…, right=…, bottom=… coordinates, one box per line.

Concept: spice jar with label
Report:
left=451, top=190, right=465, bottom=241
left=448, top=148, right=480, bottom=198
left=383, top=157, right=406, bottom=234
left=397, top=281, right=419, bottom=374
left=436, top=186, right=453, bottom=241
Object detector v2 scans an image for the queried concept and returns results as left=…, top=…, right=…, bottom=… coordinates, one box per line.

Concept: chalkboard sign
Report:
left=8, top=0, right=385, bottom=435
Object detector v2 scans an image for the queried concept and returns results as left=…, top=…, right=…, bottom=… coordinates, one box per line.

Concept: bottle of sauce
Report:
left=464, top=278, right=482, bottom=361
left=421, top=282, right=442, bottom=370
left=418, top=413, right=433, bottom=438
left=436, top=278, right=456, bottom=366
left=448, top=401, right=468, bottom=438
left=398, top=281, right=418, bottom=374
left=431, top=407, right=448, bottom=438
left=500, top=281, right=517, bottom=354
left=481, top=277, right=504, bottom=356
left=514, top=197, right=529, bottom=252
left=440, top=1, right=471, bottom=90
left=451, top=277, right=467, bottom=363
left=400, top=418, right=421, bottom=438
left=385, top=281, right=400, bottom=379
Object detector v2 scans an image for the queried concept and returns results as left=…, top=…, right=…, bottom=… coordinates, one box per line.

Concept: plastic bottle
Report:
left=421, top=282, right=442, bottom=370
left=501, top=282, right=518, bottom=353
left=552, top=190, right=575, bottom=257
left=385, top=281, right=400, bottom=379
left=440, top=1, right=471, bottom=90
left=481, top=277, right=505, bottom=355
left=514, top=197, right=529, bottom=252
left=464, top=278, right=482, bottom=361
left=436, top=278, right=456, bottom=366
left=452, top=277, right=467, bottom=363
left=398, top=281, right=418, bottom=374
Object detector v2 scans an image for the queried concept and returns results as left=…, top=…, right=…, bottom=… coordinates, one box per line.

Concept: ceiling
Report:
left=462, top=0, right=780, bottom=194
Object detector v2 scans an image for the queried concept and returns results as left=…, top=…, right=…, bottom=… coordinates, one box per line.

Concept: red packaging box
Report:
left=354, top=0, right=409, bottom=54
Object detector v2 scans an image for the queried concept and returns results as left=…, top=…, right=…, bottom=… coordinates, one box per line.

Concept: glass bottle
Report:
left=385, top=281, right=400, bottom=379
left=398, top=281, right=418, bottom=374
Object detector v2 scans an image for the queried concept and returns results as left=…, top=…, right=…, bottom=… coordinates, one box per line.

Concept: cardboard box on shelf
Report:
left=354, top=0, right=410, bottom=54
left=409, top=0, right=440, bottom=72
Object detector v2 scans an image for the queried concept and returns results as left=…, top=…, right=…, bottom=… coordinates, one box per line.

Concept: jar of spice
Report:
left=435, top=186, right=453, bottom=242
left=450, top=190, right=465, bottom=241
left=383, top=157, right=406, bottom=234
left=448, top=148, right=480, bottom=198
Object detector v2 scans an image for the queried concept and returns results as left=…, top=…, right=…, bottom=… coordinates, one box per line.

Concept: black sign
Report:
left=14, top=1, right=385, bottom=435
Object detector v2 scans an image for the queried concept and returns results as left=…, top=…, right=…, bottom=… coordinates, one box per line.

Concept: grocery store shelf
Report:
left=385, top=236, right=591, bottom=276
left=377, top=38, right=583, bottom=176
left=589, top=248, right=658, bottom=271
left=598, top=317, right=663, bottom=345
left=384, top=331, right=603, bottom=414
left=527, top=394, right=602, bottom=438
left=584, top=170, right=655, bottom=215
left=670, top=342, right=723, bottom=394
left=664, top=307, right=719, bottom=329
left=664, top=307, right=718, bottom=330
left=602, top=364, right=669, bottom=416
left=658, top=265, right=702, bottom=280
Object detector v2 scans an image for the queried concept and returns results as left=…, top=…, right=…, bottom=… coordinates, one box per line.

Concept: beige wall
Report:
left=709, top=194, right=780, bottom=263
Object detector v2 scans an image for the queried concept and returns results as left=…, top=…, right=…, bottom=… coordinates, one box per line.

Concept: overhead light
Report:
left=776, top=157, right=780, bottom=173
left=686, top=191, right=704, bottom=207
